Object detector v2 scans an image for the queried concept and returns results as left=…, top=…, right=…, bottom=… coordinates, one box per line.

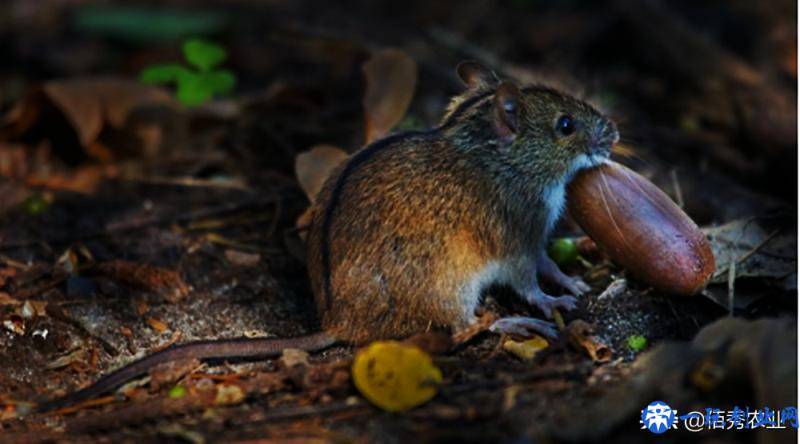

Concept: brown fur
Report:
left=308, top=63, right=618, bottom=345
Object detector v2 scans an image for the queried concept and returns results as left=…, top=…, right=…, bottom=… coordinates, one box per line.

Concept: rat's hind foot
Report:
left=525, top=289, right=577, bottom=319
left=537, top=253, right=590, bottom=296
left=490, top=316, right=558, bottom=339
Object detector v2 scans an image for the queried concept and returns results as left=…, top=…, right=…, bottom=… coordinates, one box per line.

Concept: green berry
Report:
left=548, top=238, right=578, bottom=266
left=627, top=335, right=647, bottom=352
left=168, top=385, right=187, bottom=398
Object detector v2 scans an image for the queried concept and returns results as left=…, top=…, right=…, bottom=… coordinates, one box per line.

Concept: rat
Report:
left=36, top=61, right=618, bottom=413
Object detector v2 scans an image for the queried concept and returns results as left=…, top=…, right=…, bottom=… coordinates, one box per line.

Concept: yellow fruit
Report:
left=352, top=341, right=442, bottom=412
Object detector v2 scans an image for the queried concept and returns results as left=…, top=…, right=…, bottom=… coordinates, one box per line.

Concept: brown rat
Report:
left=36, top=61, right=618, bottom=412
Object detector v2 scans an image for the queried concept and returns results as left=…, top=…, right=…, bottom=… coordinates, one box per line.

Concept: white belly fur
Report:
left=455, top=255, right=536, bottom=325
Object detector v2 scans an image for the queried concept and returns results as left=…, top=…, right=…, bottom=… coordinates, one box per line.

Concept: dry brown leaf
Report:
left=42, top=78, right=175, bottom=147
left=146, top=317, right=169, bottom=333
left=451, top=311, right=499, bottom=345
left=0, top=144, right=29, bottom=180
left=148, top=358, right=201, bottom=392
left=120, top=326, right=133, bottom=338
left=566, top=320, right=612, bottom=363
left=0, top=292, right=20, bottom=307
left=47, top=348, right=87, bottom=370
left=136, top=300, right=149, bottom=316
left=1, top=78, right=176, bottom=171
left=92, top=260, right=190, bottom=303
left=0, top=267, right=17, bottom=288
left=2, top=315, right=24, bottom=335
left=362, top=49, right=417, bottom=144
left=295, top=144, right=348, bottom=202
left=224, top=249, right=261, bottom=266
left=280, top=348, right=311, bottom=369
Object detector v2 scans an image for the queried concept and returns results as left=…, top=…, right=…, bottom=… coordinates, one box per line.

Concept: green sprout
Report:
left=168, top=385, right=187, bottom=398
left=627, top=335, right=648, bottom=353
left=548, top=237, right=579, bottom=266
left=21, top=193, right=51, bottom=215
left=141, top=38, right=236, bottom=106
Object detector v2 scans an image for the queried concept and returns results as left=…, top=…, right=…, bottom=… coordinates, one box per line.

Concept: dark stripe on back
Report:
left=438, top=91, right=492, bottom=130
left=320, top=130, right=434, bottom=308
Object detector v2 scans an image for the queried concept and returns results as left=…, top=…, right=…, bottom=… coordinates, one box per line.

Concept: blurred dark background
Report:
left=1, top=0, right=796, bottom=220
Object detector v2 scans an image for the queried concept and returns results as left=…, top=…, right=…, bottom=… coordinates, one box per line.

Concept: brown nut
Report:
left=567, top=161, right=715, bottom=295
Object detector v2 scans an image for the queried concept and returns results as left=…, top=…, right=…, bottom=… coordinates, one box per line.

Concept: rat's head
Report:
left=449, top=62, right=618, bottom=183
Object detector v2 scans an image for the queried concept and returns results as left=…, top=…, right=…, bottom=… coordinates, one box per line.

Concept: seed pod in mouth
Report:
left=567, top=161, right=715, bottom=295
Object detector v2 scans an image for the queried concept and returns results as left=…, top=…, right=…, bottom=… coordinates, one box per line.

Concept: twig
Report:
left=736, top=229, right=781, bottom=265
left=669, top=169, right=684, bottom=208
left=120, top=175, right=252, bottom=191
left=727, top=259, right=736, bottom=316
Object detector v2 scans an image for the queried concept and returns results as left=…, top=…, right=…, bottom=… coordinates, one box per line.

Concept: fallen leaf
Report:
left=0, top=267, right=17, bottom=288
left=362, top=49, right=417, bottom=144
left=451, top=311, right=499, bottom=345
left=503, top=336, right=549, bottom=361
left=566, top=320, right=612, bottom=363
left=705, top=219, right=795, bottom=286
left=280, top=348, right=311, bottom=369
left=702, top=218, right=796, bottom=309
left=25, top=164, right=118, bottom=194
left=0, top=293, right=20, bottom=307
left=146, top=317, right=169, bottom=333
left=91, top=260, right=191, bottom=303
left=1, top=78, right=176, bottom=166
left=214, top=384, right=245, bottom=405
left=149, top=358, right=200, bottom=391
left=136, top=300, right=149, bottom=316
left=352, top=341, right=442, bottom=412
left=295, top=144, right=348, bottom=202
left=223, top=249, right=261, bottom=266
left=47, top=348, right=87, bottom=370
left=2, top=316, right=24, bottom=335
left=42, top=78, right=175, bottom=147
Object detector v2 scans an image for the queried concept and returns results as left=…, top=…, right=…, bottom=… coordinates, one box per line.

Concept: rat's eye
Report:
left=555, top=114, right=575, bottom=136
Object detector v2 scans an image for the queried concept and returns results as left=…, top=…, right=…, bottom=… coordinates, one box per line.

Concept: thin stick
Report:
left=670, top=169, right=684, bottom=208
left=736, top=229, right=781, bottom=265
left=727, top=259, right=736, bottom=316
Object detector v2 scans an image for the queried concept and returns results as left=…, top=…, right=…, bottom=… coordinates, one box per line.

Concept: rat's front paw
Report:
left=564, top=277, right=591, bottom=296
left=490, top=316, right=558, bottom=339
left=526, top=291, right=577, bottom=318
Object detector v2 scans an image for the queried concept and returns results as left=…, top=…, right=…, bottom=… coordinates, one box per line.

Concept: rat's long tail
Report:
left=36, top=332, right=337, bottom=413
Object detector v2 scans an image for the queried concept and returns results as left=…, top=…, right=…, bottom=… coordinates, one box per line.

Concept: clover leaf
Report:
left=141, top=38, right=235, bottom=106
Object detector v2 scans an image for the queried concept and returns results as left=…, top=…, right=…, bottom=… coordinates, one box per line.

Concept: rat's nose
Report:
left=591, top=117, right=619, bottom=153
left=604, top=119, right=620, bottom=145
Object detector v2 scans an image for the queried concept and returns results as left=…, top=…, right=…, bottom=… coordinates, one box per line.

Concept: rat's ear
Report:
left=492, top=82, right=521, bottom=144
left=456, top=61, right=497, bottom=90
